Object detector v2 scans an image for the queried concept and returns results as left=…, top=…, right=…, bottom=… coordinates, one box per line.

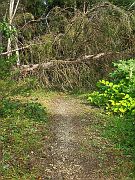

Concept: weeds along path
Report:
left=38, top=93, right=126, bottom=180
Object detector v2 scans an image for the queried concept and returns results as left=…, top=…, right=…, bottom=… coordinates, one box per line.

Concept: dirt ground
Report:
left=33, top=93, right=129, bottom=180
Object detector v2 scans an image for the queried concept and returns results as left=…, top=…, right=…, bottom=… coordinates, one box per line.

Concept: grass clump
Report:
left=0, top=98, right=47, bottom=122
left=102, top=115, right=135, bottom=178
left=104, top=116, right=135, bottom=156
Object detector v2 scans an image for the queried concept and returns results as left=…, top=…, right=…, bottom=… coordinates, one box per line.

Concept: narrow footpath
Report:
left=37, top=94, right=129, bottom=179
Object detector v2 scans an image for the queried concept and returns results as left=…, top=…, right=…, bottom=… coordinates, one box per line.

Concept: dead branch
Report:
left=0, top=42, right=50, bottom=56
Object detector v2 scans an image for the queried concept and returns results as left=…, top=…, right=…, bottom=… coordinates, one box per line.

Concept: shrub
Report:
left=88, top=59, right=135, bottom=116
left=88, top=58, right=135, bottom=175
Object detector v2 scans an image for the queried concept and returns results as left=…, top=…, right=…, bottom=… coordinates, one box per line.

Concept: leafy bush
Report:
left=0, top=20, right=16, bottom=38
left=88, top=59, right=135, bottom=116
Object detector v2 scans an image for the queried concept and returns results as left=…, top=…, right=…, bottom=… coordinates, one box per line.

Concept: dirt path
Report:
left=37, top=96, right=122, bottom=180
left=37, top=94, right=126, bottom=179
left=0, top=91, right=131, bottom=180
left=48, top=98, right=84, bottom=179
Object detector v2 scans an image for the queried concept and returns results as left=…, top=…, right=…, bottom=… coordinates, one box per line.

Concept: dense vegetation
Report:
left=88, top=59, right=135, bottom=116
left=22, top=0, right=135, bottom=15
left=0, top=0, right=135, bottom=178
left=87, top=59, right=135, bottom=175
left=0, top=2, right=48, bottom=177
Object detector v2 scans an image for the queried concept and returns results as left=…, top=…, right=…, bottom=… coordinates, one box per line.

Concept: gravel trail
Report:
left=39, top=95, right=125, bottom=179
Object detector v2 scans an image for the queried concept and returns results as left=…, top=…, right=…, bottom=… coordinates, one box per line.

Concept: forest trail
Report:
left=47, top=96, right=96, bottom=179
left=38, top=94, right=123, bottom=180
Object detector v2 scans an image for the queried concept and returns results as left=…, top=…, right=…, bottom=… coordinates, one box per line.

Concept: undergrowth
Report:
left=87, top=58, right=135, bottom=177
left=102, top=115, right=135, bottom=178
left=0, top=98, right=47, bottom=122
left=88, top=59, right=135, bottom=116
left=0, top=116, right=48, bottom=179
left=104, top=116, right=135, bottom=157
left=0, top=78, right=48, bottom=179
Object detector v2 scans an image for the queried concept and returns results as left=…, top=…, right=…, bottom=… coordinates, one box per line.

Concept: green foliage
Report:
left=88, top=59, right=135, bottom=116
left=0, top=99, right=47, bottom=122
left=47, top=0, right=135, bottom=11
left=102, top=115, right=135, bottom=178
left=0, top=79, right=33, bottom=99
left=88, top=58, right=135, bottom=176
left=111, top=59, right=135, bottom=85
left=0, top=20, right=16, bottom=38
left=0, top=79, right=48, bottom=178
left=24, top=102, right=47, bottom=121
left=0, top=56, right=17, bottom=79
left=22, top=0, right=46, bottom=17
left=0, top=21, right=17, bottom=79
left=104, top=116, right=135, bottom=156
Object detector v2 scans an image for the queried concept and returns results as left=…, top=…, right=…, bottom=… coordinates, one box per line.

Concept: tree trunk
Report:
left=7, top=0, right=14, bottom=57
left=7, top=0, right=20, bottom=62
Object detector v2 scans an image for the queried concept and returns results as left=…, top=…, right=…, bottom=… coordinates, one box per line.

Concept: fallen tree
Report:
left=14, top=50, right=135, bottom=90
left=18, top=50, right=135, bottom=72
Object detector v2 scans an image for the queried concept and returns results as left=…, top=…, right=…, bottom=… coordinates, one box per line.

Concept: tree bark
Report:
left=7, top=0, right=14, bottom=57
left=7, top=0, right=20, bottom=62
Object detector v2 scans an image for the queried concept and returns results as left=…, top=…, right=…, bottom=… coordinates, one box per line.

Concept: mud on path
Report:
left=38, top=94, right=127, bottom=179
